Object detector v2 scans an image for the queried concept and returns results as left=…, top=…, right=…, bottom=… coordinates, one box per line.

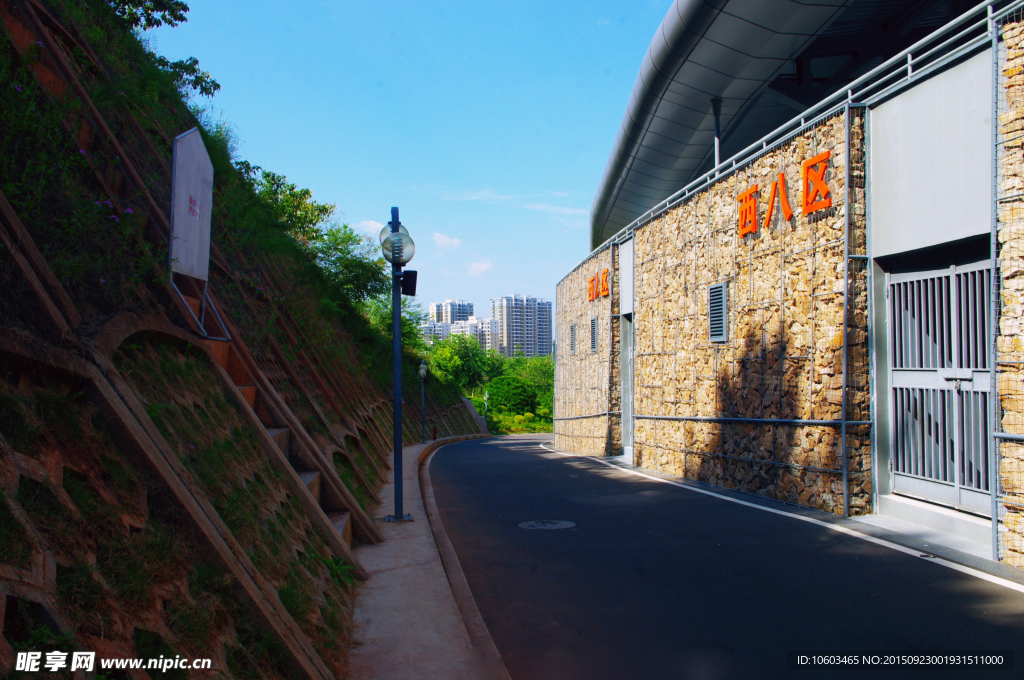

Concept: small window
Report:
left=570, top=324, right=576, bottom=355
left=709, top=282, right=728, bottom=343
left=590, top=317, right=598, bottom=352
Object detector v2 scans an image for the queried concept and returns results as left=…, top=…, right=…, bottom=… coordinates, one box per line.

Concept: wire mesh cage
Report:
left=995, top=5, right=1024, bottom=568
left=623, top=108, right=871, bottom=515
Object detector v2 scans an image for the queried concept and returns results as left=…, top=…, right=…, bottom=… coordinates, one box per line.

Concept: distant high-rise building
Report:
left=428, top=299, right=473, bottom=324
left=450, top=315, right=497, bottom=351
left=419, top=320, right=450, bottom=346
left=536, top=299, right=552, bottom=357
left=490, top=295, right=552, bottom=358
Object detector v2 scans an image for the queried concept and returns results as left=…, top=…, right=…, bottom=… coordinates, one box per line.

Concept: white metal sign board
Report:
left=170, top=128, right=214, bottom=281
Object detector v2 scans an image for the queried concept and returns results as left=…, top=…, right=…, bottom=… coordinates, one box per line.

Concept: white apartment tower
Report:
left=449, top=316, right=499, bottom=351
left=490, top=295, right=552, bottom=358
left=428, top=299, right=474, bottom=324
left=419, top=320, right=451, bottom=346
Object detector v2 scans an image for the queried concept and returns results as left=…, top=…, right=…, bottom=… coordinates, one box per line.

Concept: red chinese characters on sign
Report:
left=737, top=149, right=831, bottom=236
left=587, top=269, right=611, bottom=301
left=801, top=150, right=831, bottom=213
left=762, top=173, right=794, bottom=231
left=737, top=185, right=759, bottom=237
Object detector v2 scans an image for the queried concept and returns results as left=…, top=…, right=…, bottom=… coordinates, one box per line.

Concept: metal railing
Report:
left=562, top=0, right=1023, bottom=283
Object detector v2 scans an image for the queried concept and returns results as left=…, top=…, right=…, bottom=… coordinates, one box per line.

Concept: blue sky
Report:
left=150, top=0, right=672, bottom=316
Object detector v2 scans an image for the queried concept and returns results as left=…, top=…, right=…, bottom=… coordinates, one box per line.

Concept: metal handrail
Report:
left=565, top=0, right=1024, bottom=284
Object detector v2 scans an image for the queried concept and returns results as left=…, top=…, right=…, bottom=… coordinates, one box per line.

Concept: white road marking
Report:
left=536, top=442, right=1024, bottom=596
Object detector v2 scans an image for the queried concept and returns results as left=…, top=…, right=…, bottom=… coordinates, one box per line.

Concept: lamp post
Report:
left=419, top=360, right=427, bottom=444
left=484, top=390, right=488, bottom=421
left=381, top=207, right=415, bottom=522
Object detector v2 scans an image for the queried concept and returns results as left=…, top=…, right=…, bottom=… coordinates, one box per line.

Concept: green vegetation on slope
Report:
left=427, top=335, right=554, bottom=434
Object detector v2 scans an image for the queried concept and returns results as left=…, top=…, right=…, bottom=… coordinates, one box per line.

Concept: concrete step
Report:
left=237, top=385, right=256, bottom=408
left=298, top=471, right=321, bottom=505
left=266, top=427, right=290, bottom=453
left=327, top=511, right=352, bottom=547
left=877, top=493, right=992, bottom=546
left=204, top=339, right=230, bottom=369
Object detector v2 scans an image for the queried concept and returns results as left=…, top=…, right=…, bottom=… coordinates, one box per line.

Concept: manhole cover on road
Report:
left=518, top=520, right=576, bottom=530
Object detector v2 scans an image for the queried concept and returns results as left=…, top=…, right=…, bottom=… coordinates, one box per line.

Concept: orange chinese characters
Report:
left=600, top=268, right=610, bottom=297
left=738, top=184, right=759, bottom=237
left=801, top=150, right=831, bottom=213
left=587, top=274, right=596, bottom=301
left=762, top=172, right=794, bottom=230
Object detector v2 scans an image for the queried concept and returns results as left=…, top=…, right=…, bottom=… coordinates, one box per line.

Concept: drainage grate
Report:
left=518, top=520, right=575, bottom=530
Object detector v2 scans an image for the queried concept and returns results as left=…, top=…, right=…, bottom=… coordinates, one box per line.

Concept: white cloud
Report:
left=468, top=260, right=492, bottom=276
left=432, top=232, right=461, bottom=249
left=525, top=203, right=589, bottom=216
left=354, top=220, right=385, bottom=238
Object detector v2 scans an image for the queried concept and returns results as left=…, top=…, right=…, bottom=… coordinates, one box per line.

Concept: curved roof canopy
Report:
left=590, top=0, right=851, bottom=248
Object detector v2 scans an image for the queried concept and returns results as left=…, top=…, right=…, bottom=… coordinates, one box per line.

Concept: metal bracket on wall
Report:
left=170, top=278, right=231, bottom=342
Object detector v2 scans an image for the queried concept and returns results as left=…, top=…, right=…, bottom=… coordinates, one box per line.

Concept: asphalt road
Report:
left=428, top=434, right=1024, bottom=680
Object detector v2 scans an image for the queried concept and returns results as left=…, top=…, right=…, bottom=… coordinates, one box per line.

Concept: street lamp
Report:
left=484, top=390, right=489, bottom=421
left=383, top=207, right=415, bottom=523
left=419, top=360, right=427, bottom=444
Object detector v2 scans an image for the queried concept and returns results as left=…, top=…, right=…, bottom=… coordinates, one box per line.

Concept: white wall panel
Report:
left=619, top=239, right=634, bottom=315
left=870, top=49, right=991, bottom=258
left=170, top=128, right=214, bottom=281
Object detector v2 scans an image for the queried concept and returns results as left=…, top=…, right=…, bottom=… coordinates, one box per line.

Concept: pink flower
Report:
left=110, top=215, right=119, bottom=222
left=126, top=208, right=134, bottom=214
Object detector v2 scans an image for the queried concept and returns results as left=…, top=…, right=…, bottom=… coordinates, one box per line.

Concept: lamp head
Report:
left=380, top=223, right=409, bottom=245
left=382, top=232, right=415, bottom=265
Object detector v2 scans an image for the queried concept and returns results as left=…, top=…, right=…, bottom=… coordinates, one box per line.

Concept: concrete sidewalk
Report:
left=347, top=437, right=482, bottom=680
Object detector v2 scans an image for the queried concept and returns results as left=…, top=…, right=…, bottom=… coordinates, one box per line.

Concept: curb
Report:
left=418, top=435, right=513, bottom=680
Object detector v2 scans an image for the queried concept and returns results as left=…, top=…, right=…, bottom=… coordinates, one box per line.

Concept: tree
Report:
left=255, top=170, right=334, bottom=242
left=509, top=355, right=554, bottom=413
left=109, top=1, right=221, bottom=97
left=429, top=335, right=486, bottom=390
left=111, top=0, right=189, bottom=29
left=480, top=349, right=506, bottom=383
left=487, top=375, right=537, bottom=414
left=363, top=294, right=426, bottom=352
left=309, top=223, right=390, bottom=305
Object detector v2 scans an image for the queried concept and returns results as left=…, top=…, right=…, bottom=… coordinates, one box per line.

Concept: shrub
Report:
left=487, top=375, right=537, bottom=414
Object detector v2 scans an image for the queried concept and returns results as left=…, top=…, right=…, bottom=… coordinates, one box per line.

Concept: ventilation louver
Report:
left=709, top=282, right=727, bottom=343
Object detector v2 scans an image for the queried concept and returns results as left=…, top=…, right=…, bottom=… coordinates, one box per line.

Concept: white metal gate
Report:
left=887, top=262, right=992, bottom=515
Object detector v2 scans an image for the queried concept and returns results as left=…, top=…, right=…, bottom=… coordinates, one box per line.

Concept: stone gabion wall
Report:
left=997, top=16, right=1024, bottom=569
left=630, top=110, right=871, bottom=515
left=554, top=247, right=613, bottom=455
